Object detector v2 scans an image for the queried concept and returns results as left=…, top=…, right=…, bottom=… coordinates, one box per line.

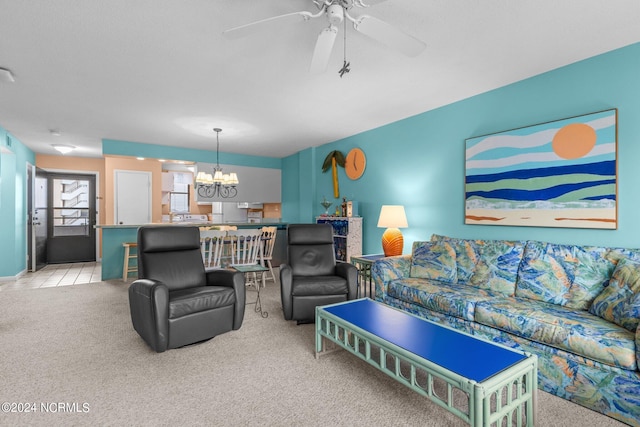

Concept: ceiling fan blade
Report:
left=353, top=0, right=390, bottom=7
left=310, top=25, right=338, bottom=74
left=222, top=11, right=314, bottom=39
left=353, top=15, right=426, bottom=57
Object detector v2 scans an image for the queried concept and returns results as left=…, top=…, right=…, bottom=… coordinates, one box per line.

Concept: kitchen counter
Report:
left=98, top=222, right=287, bottom=281
left=96, top=221, right=285, bottom=229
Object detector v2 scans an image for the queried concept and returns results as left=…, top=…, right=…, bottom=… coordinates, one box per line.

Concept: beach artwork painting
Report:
left=465, top=109, right=617, bottom=229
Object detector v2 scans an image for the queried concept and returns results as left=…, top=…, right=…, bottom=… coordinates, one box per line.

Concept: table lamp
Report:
left=377, top=205, right=408, bottom=256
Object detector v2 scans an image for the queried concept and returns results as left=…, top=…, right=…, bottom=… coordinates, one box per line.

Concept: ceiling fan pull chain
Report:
left=339, top=7, right=350, bottom=78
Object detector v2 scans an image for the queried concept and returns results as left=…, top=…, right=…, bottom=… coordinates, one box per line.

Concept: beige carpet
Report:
left=0, top=280, right=625, bottom=426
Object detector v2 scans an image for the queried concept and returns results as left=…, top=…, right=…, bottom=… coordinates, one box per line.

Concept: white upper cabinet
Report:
left=161, top=172, right=174, bottom=192
left=194, top=163, right=281, bottom=203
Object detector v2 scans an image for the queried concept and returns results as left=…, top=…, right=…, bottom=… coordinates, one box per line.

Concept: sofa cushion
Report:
left=468, top=240, right=525, bottom=296
left=387, top=278, right=504, bottom=321
left=431, top=235, right=480, bottom=284
left=589, top=258, right=640, bottom=332
left=515, top=241, right=578, bottom=305
left=560, top=246, right=615, bottom=310
left=475, top=298, right=637, bottom=370
left=410, top=241, right=457, bottom=283
left=563, top=246, right=640, bottom=310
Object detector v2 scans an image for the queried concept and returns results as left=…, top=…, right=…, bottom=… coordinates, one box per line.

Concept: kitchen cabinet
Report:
left=194, top=163, right=281, bottom=203
left=161, top=172, right=174, bottom=192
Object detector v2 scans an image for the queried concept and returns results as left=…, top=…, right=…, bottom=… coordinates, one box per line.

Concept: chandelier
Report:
left=195, top=128, right=239, bottom=198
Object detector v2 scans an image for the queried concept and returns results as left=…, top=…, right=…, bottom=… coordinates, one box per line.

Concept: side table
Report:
left=350, top=254, right=385, bottom=298
left=231, top=264, right=269, bottom=318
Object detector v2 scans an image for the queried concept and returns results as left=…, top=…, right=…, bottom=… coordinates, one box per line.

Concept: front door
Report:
left=46, top=173, right=97, bottom=263
left=32, top=168, right=49, bottom=270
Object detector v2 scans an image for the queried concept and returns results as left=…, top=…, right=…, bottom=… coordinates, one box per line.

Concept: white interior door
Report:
left=115, top=170, right=151, bottom=225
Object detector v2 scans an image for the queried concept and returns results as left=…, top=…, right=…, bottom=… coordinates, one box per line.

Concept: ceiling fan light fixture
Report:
left=326, top=3, right=344, bottom=25
left=224, top=0, right=426, bottom=75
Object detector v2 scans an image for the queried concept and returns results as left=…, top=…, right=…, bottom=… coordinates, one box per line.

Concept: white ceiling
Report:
left=1, top=0, right=639, bottom=159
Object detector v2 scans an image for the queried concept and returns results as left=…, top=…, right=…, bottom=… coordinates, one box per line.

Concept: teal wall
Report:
left=0, top=126, right=35, bottom=277
left=3, top=42, right=640, bottom=277
left=282, top=42, right=640, bottom=255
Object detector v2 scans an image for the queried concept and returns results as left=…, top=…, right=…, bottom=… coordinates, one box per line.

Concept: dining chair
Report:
left=260, top=226, right=277, bottom=283
left=199, top=229, right=227, bottom=269
left=227, top=228, right=268, bottom=317
left=227, top=229, right=263, bottom=269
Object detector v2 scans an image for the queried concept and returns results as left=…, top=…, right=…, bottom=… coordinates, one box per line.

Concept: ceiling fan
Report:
left=222, top=0, right=426, bottom=74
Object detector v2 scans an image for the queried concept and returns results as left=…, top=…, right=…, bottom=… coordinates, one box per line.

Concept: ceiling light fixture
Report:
left=0, top=67, right=15, bottom=83
left=52, top=144, right=75, bottom=155
left=195, top=128, right=239, bottom=198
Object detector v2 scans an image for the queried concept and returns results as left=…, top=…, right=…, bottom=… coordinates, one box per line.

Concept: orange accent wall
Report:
left=36, top=155, right=203, bottom=225
left=104, top=156, right=163, bottom=224
left=35, top=154, right=107, bottom=227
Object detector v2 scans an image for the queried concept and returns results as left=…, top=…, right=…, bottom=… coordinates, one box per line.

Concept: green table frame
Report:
left=316, top=299, right=538, bottom=427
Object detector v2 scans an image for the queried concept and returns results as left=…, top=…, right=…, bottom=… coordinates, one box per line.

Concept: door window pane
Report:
left=52, top=178, right=90, bottom=237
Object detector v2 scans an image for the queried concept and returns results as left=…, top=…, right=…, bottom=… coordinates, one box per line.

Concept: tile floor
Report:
left=0, top=262, right=103, bottom=291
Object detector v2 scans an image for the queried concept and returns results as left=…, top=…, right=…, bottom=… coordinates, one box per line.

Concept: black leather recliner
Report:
left=280, top=223, right=358, bottom=323
left=128, top=226, right=245, bottom=352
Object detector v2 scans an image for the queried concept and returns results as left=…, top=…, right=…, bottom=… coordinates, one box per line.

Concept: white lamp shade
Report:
left=377, top=205, right=408, bottom=228
left=195, top=171, right=208, bottom=182
left=227, top=172, right=239, bottom=185
left=213, top=170, right=224, bottom=183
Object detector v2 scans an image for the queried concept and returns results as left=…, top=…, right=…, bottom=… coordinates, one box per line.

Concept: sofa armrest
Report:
left=636, top=324, right=640, bottom=370
left=371, top=255, right=412, bottom=300
left=128, top=278, right=169, bottom=352
left=206, top=269, right=246, bottom=329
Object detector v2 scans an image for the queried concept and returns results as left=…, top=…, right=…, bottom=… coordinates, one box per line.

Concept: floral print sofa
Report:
left=371, top=234, right=640, bottom=426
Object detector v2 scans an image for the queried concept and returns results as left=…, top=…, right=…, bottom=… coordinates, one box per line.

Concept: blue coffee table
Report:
left=315, top=299, right=537, bottom=426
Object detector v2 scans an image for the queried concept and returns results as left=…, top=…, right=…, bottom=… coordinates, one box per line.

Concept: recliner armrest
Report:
left=128, top=278, right=170, bottom=352
left=205, top=269, right=243, bottom=289
left=335, top=262, right=358, bottom=300
left=205, top=269, right=246, bottom=328
left=280, top=264, right=293, bottom=320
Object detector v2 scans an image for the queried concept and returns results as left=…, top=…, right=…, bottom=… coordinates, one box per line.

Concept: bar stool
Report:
left=122, top=242, right=138, bottom=281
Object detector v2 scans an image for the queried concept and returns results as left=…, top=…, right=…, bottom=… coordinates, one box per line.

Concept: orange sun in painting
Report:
left=552, top=123, right=597, bottom=159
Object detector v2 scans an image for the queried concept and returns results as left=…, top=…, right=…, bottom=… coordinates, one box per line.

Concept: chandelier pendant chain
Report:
left=215, top=127, right=221, bottom=170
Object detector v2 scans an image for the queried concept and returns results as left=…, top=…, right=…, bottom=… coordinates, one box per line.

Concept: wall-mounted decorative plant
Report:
left=322, top=150, right=345, bottom=198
